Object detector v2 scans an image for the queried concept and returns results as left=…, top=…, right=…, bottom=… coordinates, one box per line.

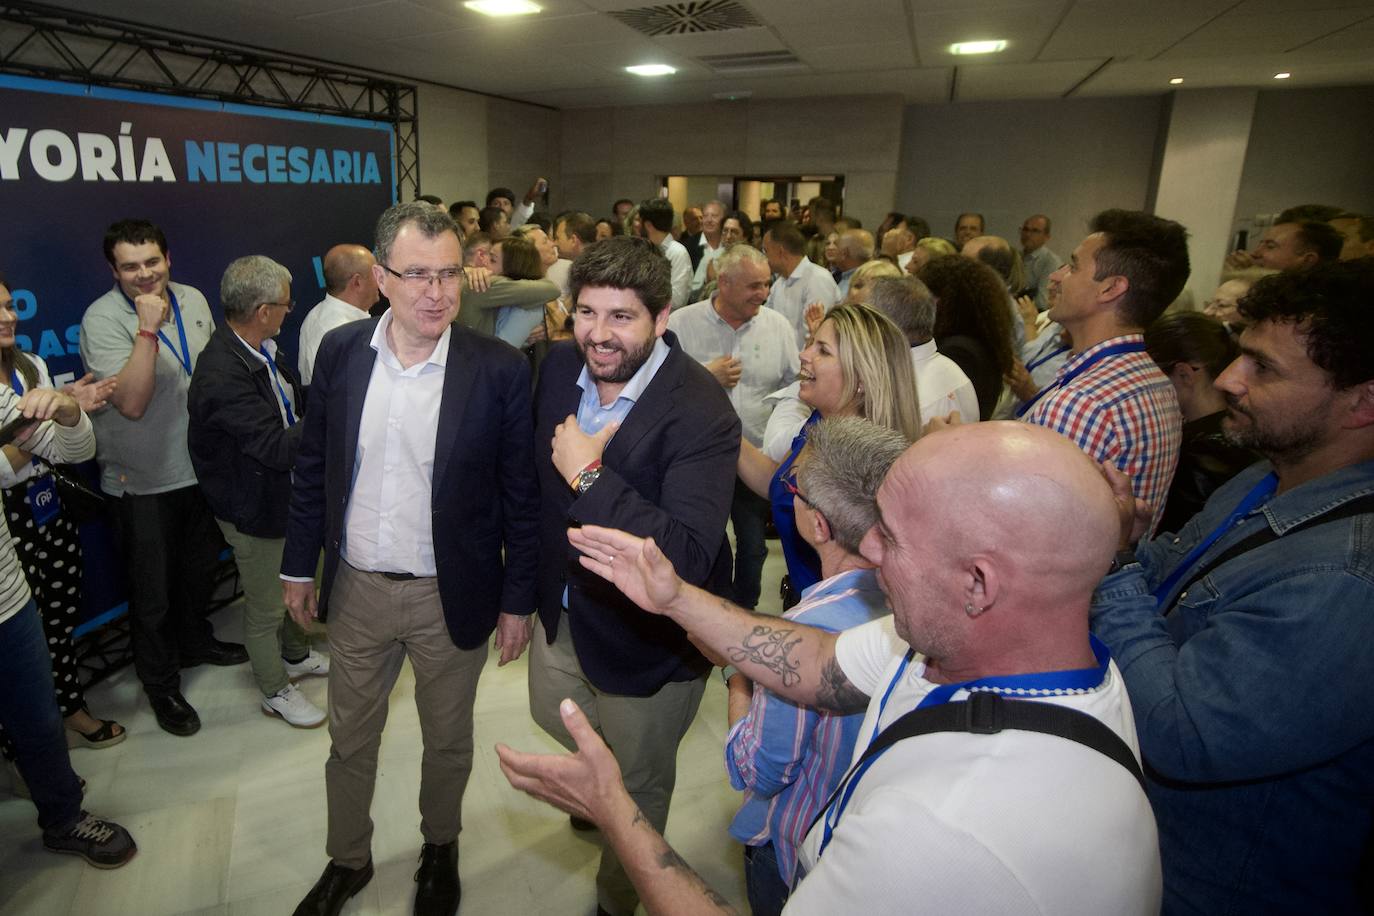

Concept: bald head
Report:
left=322, top=243, right=379, bottom=310
left=834, top=229, right=874, bottom=271
left=864, top=422, right=1118, bottom=672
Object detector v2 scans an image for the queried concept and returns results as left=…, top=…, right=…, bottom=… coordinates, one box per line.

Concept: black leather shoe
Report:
left=147, top=690, right=200, bottom=736
left=181, top=639, right=249, bottom=668
left=413, top=842, right=460, bottom=916
left=294, top=859, right=373, bottom=916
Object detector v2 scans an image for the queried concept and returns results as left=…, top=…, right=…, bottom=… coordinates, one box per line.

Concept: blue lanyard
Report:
left=1026, top=342, right=1070, bottom=373
left=260, top=346, right=297, bottom=427
left=9, top=370, right=22, bottom=395
left=121, top=288, right=192, bottom=376
left=817, top=636, right=1113, bottom=858
left=1152, top=471, right=1278, bottom=606
left=1015, top=339, right=1145, bottom=419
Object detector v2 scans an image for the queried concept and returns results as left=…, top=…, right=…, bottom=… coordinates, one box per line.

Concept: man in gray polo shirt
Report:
left=668, top=244, right=798, bottom=609
left=80, top=219, right=247, bottom=737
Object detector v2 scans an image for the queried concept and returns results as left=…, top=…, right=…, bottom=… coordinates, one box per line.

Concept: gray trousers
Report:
left=529, top=612, right=707, bottom=916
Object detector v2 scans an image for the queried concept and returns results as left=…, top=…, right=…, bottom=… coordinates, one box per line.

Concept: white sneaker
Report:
left=283, top=649, right=330, bottom=681
left=261, top=684, right=327, bottom=728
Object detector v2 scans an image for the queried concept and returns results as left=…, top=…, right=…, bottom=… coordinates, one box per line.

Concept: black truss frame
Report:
left=0, top=1, right=421, bottom=198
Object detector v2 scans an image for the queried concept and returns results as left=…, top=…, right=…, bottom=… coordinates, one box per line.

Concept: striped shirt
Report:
left=1024, top=334, right=1181, bottom=535
left=725, top=568, right=890, bottom=887
left=0, top=386, right=96, bottom=624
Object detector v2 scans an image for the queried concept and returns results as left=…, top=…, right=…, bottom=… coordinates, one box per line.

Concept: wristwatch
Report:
left=573, top=459, right=602, bottom=495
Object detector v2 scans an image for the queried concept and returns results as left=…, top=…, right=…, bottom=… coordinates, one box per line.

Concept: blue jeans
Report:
left=743, top=842, right=790, bottom=916
left=730, top=478, right=771, bottom=610
left=0, top=600, right=83, bottom=832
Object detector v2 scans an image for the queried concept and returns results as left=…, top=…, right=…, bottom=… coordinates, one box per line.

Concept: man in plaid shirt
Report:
left=1021, top=209, right=1187, bottom=535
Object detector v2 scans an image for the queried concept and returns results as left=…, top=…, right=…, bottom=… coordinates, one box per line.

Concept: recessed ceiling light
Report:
left=463, top=0, right=541, bottom=16
left=1169, top=77, right=1184, bottom=85
left=1274, top=71, right=1292, bottom=79
left=949, top=40, right=1007, bottom=55
left=626, top=64, right=676, bottom=77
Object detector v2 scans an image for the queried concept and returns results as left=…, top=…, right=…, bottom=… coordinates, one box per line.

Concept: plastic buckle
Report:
left=965, top=691, right=1005, bottom=734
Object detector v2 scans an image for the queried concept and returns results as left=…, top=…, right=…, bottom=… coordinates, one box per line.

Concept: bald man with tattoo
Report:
left=499, top=421, right=1162, bottom=914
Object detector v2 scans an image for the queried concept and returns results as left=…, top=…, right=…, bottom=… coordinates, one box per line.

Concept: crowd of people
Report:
left=0, top=184, right=1371, bottom=916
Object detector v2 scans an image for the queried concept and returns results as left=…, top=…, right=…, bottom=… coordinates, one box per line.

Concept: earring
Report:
left=964, top=603, right=983, bottom=618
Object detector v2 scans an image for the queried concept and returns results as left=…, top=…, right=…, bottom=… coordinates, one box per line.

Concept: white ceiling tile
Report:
left=297, top=0, right=473, bottom=38
left=1158, top=8, right=1373, bottom=56
left=1040, top=0, right=1236, bottom=60
left=801, top=40, right=918, bottom=72
left=956, top=59, right=1108, bottom=99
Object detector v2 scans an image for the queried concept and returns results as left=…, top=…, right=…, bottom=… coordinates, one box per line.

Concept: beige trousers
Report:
left=323, top=562, right=487, bottom=867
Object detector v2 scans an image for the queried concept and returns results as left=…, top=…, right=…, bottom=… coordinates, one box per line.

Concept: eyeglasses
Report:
left=780, top=474, right=816, bottom=509
left=260, top=299, right=295, bottom=312
left=381, top=264, right=464, bottom=290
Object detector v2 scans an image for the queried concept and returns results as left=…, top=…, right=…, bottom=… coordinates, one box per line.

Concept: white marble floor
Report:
left=0, top=545, right=787, bottom=916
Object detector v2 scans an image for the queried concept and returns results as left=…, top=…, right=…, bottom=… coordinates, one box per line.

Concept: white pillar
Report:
left=1153, top=89, right=1257, bottom=307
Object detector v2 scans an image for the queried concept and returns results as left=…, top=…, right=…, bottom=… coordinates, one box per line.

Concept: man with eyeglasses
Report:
left=80, top=218, right=248, bottom=738
left=282, top=202, right=539, bottom=916
left=1019, top=214, right=1062, bottom=313
left=188, top=256, right=326, bottom=729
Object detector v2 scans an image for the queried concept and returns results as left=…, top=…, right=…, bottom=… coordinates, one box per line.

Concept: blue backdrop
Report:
left=0, top=74, right=397, bottom=629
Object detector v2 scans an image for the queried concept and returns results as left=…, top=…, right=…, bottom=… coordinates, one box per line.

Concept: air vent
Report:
left=696, top=50, right=805, bottom=74
left=608, top=1, right=760, bottom=36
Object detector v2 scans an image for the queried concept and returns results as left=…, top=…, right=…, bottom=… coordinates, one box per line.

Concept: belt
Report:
left=380, top=571, right=421, bottom=581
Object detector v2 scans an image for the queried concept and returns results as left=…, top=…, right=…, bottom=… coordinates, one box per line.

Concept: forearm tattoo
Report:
left=817, top=655, right=869, bottom=714
left=629, top=807, right=737, bottom=912
left=727, top=624, right=802, bottom=687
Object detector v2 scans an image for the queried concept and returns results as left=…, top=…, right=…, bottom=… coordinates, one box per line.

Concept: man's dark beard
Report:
left=1222, top=398, right=1322, bottom=463
left=576, top=336, right=655, bottom=385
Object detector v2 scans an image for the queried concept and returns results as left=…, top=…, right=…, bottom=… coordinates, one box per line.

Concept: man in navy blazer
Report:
left=281, top=203, right=538, bottom=916
left=528, top=235, right=740, bottom=916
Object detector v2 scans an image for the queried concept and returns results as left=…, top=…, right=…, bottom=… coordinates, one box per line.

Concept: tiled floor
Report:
left=0, top=544, right=787, bottom=916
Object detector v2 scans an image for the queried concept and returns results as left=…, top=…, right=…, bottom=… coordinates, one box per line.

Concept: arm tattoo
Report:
left=817, top=655, right=870, bottom=714
left=654, top=846, right=737, bottom=911
left=727, top=625, right=802, bottom=687
left=629, top=807, right=738, bottom=913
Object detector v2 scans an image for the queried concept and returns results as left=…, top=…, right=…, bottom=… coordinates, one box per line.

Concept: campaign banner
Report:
left=0, top=73, right=396, bottom=384
left=0, top=74, right=396, bottom=631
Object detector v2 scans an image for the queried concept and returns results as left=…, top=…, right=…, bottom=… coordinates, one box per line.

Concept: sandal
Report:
left=66, top=717, right=127, bottom=750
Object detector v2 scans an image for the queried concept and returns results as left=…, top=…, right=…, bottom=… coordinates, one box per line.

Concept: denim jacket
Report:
left=1091, top=459, right=1374, bottom=915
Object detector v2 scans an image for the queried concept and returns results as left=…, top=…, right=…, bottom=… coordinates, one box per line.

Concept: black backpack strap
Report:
left=854, top=692, right=1146, bottom=792
left=806, top=692, right=1146, bottom=853
left=1165, top=492, right=1374, bottom=615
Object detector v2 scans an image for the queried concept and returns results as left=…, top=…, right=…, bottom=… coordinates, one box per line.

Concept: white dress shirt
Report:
left=668, top=299, right=799, bottom=446
left=298, top=293, right=370, bottom=385
left=547, top=258, right=572, bottom=298
left=910, top=339, right=978, bottom=425
left=690, top=234, right=725, bottom=295
left=659, top=235, right=694, bottom=310
left=340, top=312, right=449, bottom=576
left=765, top=257, right=841, bottom=350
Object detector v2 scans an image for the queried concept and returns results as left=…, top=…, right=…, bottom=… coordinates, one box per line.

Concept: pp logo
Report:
left=34, top=489, right=55, bottom=508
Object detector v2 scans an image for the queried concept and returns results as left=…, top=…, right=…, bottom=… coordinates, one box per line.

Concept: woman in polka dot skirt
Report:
left=0, top=277, right=124, bottom=767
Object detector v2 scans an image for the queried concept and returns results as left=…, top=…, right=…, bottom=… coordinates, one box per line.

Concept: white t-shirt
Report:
left=788, top=617, right=1162, bottom=915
